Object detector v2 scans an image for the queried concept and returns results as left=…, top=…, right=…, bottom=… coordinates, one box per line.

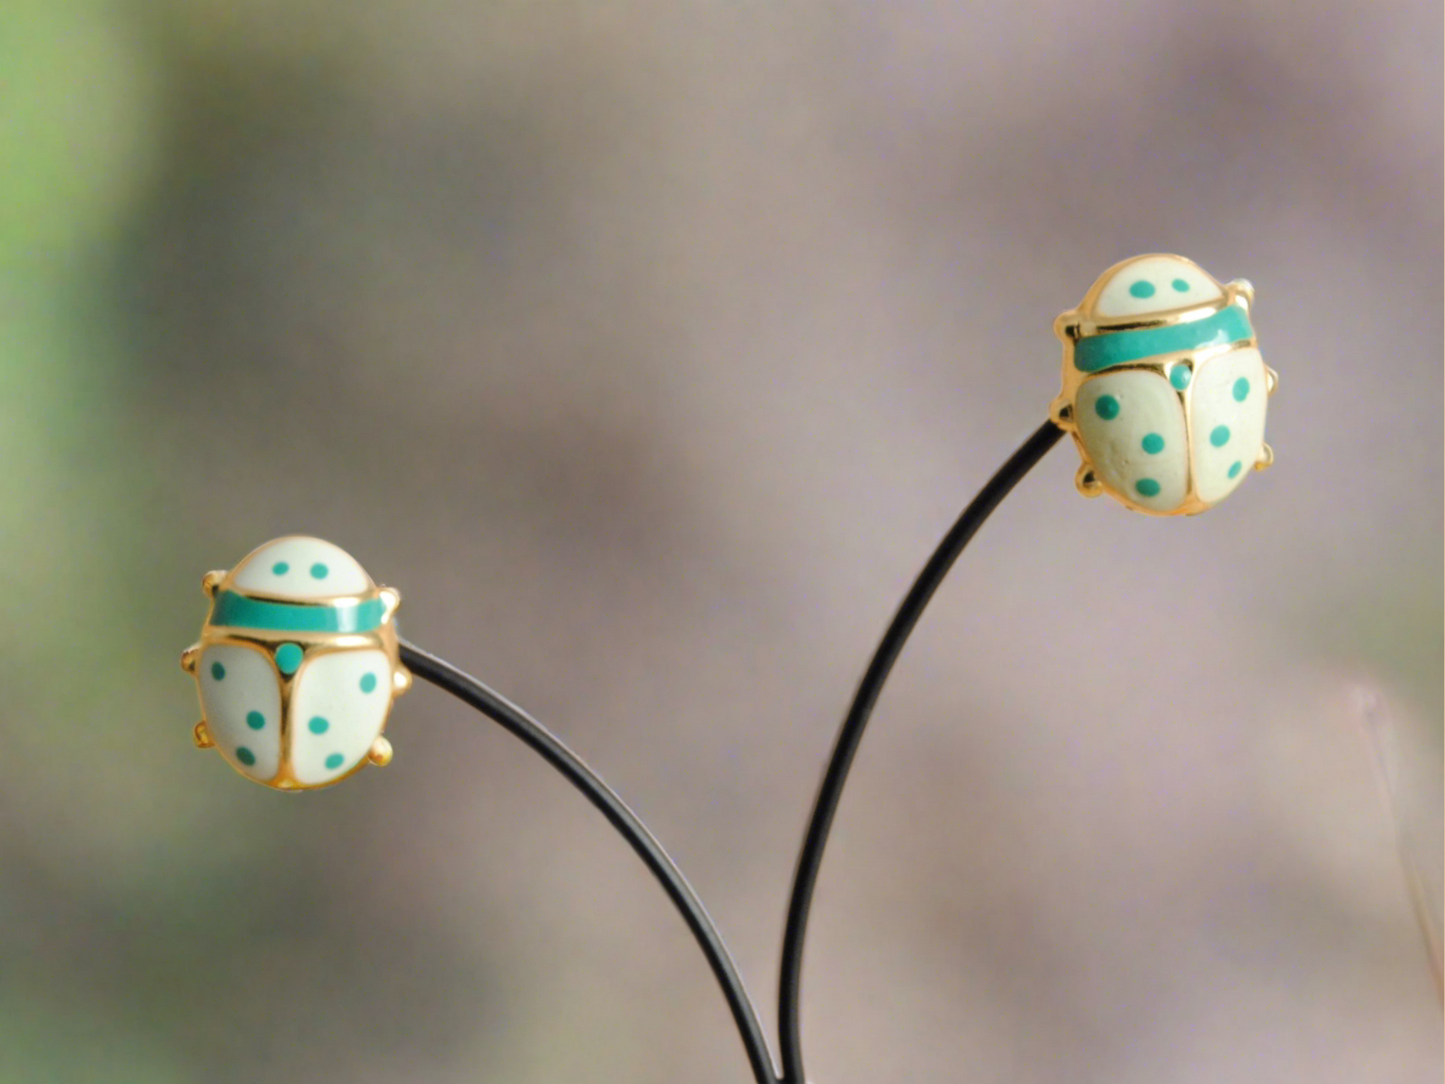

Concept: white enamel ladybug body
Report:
left=1050, top=255, right=1277, bottom=515
left=181, top=536, right=411, bottom=790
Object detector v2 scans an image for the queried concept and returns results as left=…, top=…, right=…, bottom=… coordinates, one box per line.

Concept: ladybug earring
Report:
left=179, top=536, right=411, bottom=790
left=1050, top=254, right=1278, bottom=515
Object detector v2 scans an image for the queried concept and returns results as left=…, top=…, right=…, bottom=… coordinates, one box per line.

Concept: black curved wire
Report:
left=397, top=640, right=779, bottom=1084
left=775, top=419, right=1064, bottom=1084
left=397, top=419, right=1062, bottom=1084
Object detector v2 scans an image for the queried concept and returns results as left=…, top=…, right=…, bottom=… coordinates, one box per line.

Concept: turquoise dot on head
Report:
left=236, top=747, right=256, bottom=767
left=1170, top=364, right=1192, bottom=390
left=308, top=716, right=329, bottom=735
left=275, top=643, right=304, bottom=675
left=1094, top=394, right=1120, bottom=420
left=325, top=753, right=345, bottom=770
left=1228, top=460, right=1243, bottom=479
left=210, top=661, right=226, bottom=681
left=1210, top=425, right=1231, bottom=447
left=1233, top=377, right=1250, bottom=402
left=1128, top=280, right=1155, bottom=299
left=1171, top=278, right=1189, bottom=293
left=360, top=672, right=378, bottom=694
left=310, top=562, right=329, bottom=580
left=1141, top=433, right=1165, bottom=455
left=272, top=561, right=289, bottom=576
left=246, top=710, right=265, bottom=731
left=1135, top=478, right=1161, bottom=498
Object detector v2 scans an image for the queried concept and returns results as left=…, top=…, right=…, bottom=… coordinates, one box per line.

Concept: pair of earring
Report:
left=180, top=253, right=1277, bottom=791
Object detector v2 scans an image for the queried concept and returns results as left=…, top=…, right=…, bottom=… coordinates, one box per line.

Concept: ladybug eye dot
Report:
left=1128, top=280, right=1156, bottom=299
left=1171, top=278, right=1190, bottom=293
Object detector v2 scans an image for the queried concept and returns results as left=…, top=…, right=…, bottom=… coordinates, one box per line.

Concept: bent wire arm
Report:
left=397, top=641, right=780, bottom=1084
left=775, top=419, right=1065, bottom=1084
left=399, top=410, right=1056, bottom=1084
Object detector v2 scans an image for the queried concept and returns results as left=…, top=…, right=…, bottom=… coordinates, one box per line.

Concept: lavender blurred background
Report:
left=1, top=2, right=1440, bottom=1082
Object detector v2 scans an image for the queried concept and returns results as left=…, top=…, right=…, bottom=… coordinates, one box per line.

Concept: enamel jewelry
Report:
left=180, top=536, right=410, bottom=790
left=1050, top=254, right=1277, bottom=515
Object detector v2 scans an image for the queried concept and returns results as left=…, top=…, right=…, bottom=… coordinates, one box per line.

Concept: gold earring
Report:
left=180, top=536, right=410, bottom=790
left=1049, top=254, right=1277, bottom=516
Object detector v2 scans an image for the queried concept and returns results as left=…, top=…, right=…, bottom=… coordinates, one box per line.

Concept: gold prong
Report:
left=1230, top=278, right=1255, bottom=310
left=1075, top=463, right=1103, bottom=497
left=379, top=587, right=402, bottom=616
left=180, top=645, right=201, bottom=674
left=201, top=570, right=226, bottom=598
left=193, top=721, right=214, bottom=749
left=1049, top=395, right=1074, bottom=428
left=1254, top=442, right=1274, bottom=470
left=393, top=667, right=413, bottom=695
left=1265, top=365, right=1278, bottom=395
left=368, top=736, right=393, bottom=767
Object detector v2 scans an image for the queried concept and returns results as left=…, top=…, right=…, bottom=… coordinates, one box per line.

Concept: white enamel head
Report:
left=181, top=536, right=410, bottom=790
left=228, top=536, right=373, bottom=599
left=1050, top=254, right=1277, bottom=516
left=1083, top=254, right=1224, bottom=320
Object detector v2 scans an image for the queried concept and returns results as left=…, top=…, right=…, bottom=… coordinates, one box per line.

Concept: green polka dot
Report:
left=1233, top=377, right=1250, bottom=402
left=324, top=753, right=345, bottom=770
left=272, top=561, right=289, bottom=575
left=1228, top=460, right=1243, bottom=479
left=1210, top=425, right=1231, bottom=447
left=1128, top=280, right=1155, bottom=299
left=210, top=661, right=226, bottom=681
left=1170, top=364, right=1191, bottom=390
left=360, top=672, right=378, bottom=694
left=235, top=747, right=256, bottom=767
left=1095, top=394, right=1120, bottom=420
left=1135, top=478, right=1161, bottom=498
left=308, top=716, right=329, bottom=735
left=275, top=643, right=304, bottom=675
left=246, top=710, right=265, bottom=730
left=310, top=562, right=329, bottom=580
left=1141, top=433, right=1165, bottom=455
left=1171, top=278, right=1189, bottom=293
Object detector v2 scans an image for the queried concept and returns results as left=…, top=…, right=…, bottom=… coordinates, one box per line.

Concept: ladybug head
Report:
left=221, top=536, right=376, bottom=601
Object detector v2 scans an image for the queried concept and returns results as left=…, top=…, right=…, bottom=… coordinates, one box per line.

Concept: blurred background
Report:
left=1, top=1, right=1440, bottom=1081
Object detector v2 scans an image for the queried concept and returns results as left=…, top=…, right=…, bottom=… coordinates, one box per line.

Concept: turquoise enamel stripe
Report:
left=1074, top=305, right=1253, bottom=372
left=212, top=591, right=385, bottom=632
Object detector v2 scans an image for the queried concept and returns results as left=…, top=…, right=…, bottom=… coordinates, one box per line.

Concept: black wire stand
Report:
left=402, top=419, right=1064, bottom=1084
